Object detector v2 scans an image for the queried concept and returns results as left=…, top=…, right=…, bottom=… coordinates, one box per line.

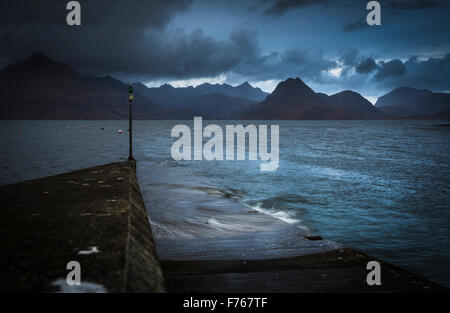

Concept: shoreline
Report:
left=1, top=161, right=447, bottom=292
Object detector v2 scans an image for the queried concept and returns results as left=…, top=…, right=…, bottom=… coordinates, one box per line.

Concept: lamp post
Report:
left=128, top=83, right=134, bottom=161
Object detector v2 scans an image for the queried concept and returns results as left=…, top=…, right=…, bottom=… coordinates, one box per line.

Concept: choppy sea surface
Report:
left=0, top=120, right=449, bottom=287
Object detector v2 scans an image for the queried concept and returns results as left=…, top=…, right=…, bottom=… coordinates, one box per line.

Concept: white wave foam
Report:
left=207, top=218, right=248, bottom=231
left=246, top=202, right=310, bottom=231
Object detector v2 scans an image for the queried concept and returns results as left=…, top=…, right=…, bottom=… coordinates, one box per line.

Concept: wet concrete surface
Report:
left=0, top=161, right=165, bottom=293
left=141, top=178, right=447, bottom=292
left=0, top=161, right=446, bottom=293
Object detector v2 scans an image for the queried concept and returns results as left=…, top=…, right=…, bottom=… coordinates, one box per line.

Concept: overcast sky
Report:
left=1, top=0, right=449, bottom=101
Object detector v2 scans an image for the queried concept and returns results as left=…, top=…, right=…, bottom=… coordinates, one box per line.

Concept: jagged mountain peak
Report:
left=1, top=52, right=77, bottom=78
left=270, top=77, right=316, bottom=98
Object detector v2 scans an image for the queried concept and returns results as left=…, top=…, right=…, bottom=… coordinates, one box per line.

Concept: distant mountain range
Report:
left=244, top=78, right=386, bottom=120
left=0, top=53, right=449, bottom=120
left=133, top=82, right=264, bottom=119
left=375, top=87, right=450, bottom=119
left=134, top=81, right=267, bottom=107
left=320, top=90, right=383, bottom=119
left=245, top=78, right=355, bottom=120
left=0, top=53, right=173, bottom=119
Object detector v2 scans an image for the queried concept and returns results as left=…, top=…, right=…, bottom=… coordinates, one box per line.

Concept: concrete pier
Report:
left=0, top=161, right=165, bottom=292
left=153, top=207, right=447, bottom=293
left=0, top=161, right=447, bottom=292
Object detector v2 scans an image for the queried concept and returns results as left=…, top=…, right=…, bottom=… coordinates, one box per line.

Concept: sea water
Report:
left=0, top=120, right=449, bottom=287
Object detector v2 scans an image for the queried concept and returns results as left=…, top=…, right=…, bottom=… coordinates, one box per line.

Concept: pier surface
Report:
left=0, top=161, right=447, bottom=292
left=142, top=173, right=447, bottom=293
left=0, top=161, right=165, bottom=293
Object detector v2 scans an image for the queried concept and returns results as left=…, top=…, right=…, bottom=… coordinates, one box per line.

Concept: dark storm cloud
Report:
left=265, top=0, right=445, bottom=16
left=0, top=1, right=190, bottom=30
left=0, top=0, right=336, bottom=82
left=265, top=0, right=328, bottom=15
left=0, top=0, right=196, bottom=78
left=342, top=17, right=366, bottom=32
left=341, top=2, right=400, bottom=33
left=0, top=0, right=449, bottom=96
left=1, top=0, right=255, bottom=80
left=339, top=48, right=359, bottom=67
left=320, top=52, right=450, bottom=94
left=374, top=59, right=406, bottom=80
left=0, top=0, right=339, bottom=83
left=336, top=48, right=360, bottom=78
left=373, top=54, right=450, bottom=91
left=231, top=48, right=337, bottom=82
left=356, top=57, right=378, bottom=74
left=263, top=0, right=367, bottom=15
left=388, top=0, right=442, bottom=10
